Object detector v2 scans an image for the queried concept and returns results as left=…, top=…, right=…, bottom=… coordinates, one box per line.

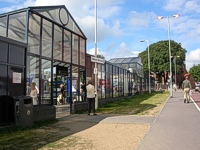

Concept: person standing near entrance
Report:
left=86, top=80, right=97, bottom=115
left=182, top=74, right=192, bottom=103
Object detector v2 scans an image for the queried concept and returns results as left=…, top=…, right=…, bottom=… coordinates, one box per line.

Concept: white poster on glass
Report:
left=13, top=72, right=21, bottom=83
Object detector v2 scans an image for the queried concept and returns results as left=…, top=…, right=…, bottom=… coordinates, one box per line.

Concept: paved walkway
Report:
left=56, top=90, right=200, bottom=150
left=137, top=90, right=200, bottom=150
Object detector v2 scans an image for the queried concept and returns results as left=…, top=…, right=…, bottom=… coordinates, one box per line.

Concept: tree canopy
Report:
left=189, top=64, right=200, bottom=82
left=139, top=40, right=186, bottom=83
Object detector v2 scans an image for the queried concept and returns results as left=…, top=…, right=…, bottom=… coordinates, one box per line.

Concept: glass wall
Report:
left=42, top=19, right=52, bottom=58
left=8, top=11, right=26, bottom=42
left=53, top=25, right=62, bottom=60
left=28, top=13, right=40, bottom=55
left=41, top=59, right=51, bottom=104
left=26, top=56, right=40, bottom=105
left=72, top=34, right=79, bottom=65
left=64, top=30, right=71, bottom=63
left=0, top=16, right=7, bottom=37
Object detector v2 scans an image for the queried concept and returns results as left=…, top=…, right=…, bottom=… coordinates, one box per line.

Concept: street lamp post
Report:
left=157, top=14, right=180, bottom=97
left=140, top=40, right=151, bottom=93
left=94, top=0, right=98, bottom=109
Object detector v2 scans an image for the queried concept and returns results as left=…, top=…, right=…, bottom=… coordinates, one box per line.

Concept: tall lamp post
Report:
left=140, top=40, right=151, bottom=93
left=94, top=0, right=98, bottom=109
left=157, top=14, right=180, bottom=97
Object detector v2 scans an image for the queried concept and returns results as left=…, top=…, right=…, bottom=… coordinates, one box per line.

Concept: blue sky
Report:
left=1, top=0, right=200, bottom=71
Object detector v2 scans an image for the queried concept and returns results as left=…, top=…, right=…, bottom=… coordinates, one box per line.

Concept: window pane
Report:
left=80, top=38, right=85, bottom=66
left=26, top=56, right=40, bottom=105
left=72, top=34, right=78, bottom=65
left=8, top=11, right=26, bottom=42
left=53, top=25, right=62, bottom=60
left=72, top=66, right=79, bottom=102
left=28, top=13, right=40, bottom=54
left=42, top=19, right=52, bottom=58
left=0, top=16, right=7, bottom=37
left=41, top=59, right=51, bottom=104
left=63, top=29, right=71, bottom=63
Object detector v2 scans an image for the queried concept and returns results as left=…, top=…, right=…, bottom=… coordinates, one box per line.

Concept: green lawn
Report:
left=0, top=91, right=169, bottom=149
left=97, top=91, right=169, bottom=115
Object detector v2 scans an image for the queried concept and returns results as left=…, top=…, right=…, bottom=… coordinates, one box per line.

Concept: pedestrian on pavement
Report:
left=86, top=80, right=97, bottom=115
left=182, top=73, right=192, bottom=103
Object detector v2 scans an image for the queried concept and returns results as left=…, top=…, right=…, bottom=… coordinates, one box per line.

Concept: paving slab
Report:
left=137, top=91, right=200, bottom=150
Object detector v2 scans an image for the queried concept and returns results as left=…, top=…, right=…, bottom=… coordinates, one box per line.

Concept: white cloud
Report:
left=106, top=42, right=141, bottom=61
left=163, top=0, right=186, bottom=11
left=87, top=47, right=105, bottom=57
left=127, top=11, right=157, bottom=29
left=186, top=48, right=200, bottom=70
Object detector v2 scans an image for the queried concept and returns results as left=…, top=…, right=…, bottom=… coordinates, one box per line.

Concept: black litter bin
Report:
left=15, top=96, right=34, bottom=127
left=0, top=95, right=15, bottom=126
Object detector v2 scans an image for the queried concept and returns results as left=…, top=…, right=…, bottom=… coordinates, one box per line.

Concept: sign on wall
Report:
left=91, top=56, right=105, bottom=64
left=13, top=72, right=21, bottom=83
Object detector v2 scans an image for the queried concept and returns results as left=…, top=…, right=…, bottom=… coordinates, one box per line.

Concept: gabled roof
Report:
left=109, top=57, right=142, bottom=65
left=0, top=5, right=86, bottom=38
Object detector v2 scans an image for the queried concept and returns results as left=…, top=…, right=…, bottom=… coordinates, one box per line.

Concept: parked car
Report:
left=195, top=82, right=200, bottom=92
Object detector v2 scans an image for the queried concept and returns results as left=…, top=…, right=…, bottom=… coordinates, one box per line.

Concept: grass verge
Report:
left=96, top=91, right=169, bottom=115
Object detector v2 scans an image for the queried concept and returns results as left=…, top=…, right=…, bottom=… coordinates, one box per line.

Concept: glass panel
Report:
left=26, top=56, right=40, bottom=105
left=124, top=71, right=128, bottom=96
left=32, top=7, right=84, bottom=37
left=72, top=66, right=79, bottom=102
left=109, top=59, right=117, bottom=63
left=113, top=72, right=118, bottom=97
left=53, top=25, right=62, bottom=60
left=8, top=11, right=26, bottom=42
left=0, top=16, right=7, bottom=37
left=0, top=64, right=7, bottom=95
left=80, top=68, right=86, bottom=101
left=9, top=44, right=25, bottom=65
left=0, top=41, right=8, bottom=63
left=41, top=59, right=51, bottom=104
left=119, top=69, right=123, bottom=96
left=121, top=64, right=129, bottom=69
left=72, top=34, right=78, bottom=65
left=102, top=72, right=105, bottom=98
left=80, top=37, right=85, bottom=66
left=97, top=71, right=102, bottom=99
left=28, top=13, right=41, bottom=54
left=63, top=29, right=71, bottom=63
left=115, top=58, right=124, bottom=63
left=110, top=74, right=113, bottom=97
left=122, top=58, right=132, bottom=63
left=42, top=19, right=52, bottom=58
left=106, top=73, right=111, bottom=98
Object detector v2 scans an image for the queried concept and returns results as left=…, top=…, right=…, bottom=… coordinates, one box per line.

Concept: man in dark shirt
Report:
left=182, top=74, right=192, bottom=103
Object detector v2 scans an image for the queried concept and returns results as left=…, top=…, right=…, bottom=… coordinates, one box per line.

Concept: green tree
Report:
left=189, top=64, right=200, bottom=82
left=139, top=40, right=186, bottom=83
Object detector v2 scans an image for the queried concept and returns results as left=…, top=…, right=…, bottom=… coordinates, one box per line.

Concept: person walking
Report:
left=182, top=73, right=192, bottom=103
left=86, top=80, right=97, bottom=115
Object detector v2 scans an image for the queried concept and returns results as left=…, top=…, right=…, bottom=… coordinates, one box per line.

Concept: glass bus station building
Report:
left=0, top=5, right=154, bottom=124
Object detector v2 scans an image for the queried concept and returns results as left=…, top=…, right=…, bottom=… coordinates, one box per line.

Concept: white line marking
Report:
left=190, top=97, right=200, bottom=112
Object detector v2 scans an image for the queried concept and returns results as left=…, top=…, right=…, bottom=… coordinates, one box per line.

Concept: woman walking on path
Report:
left=86, top=80, right=97, bottom=115
left=182, top=74, right=192, bottom=103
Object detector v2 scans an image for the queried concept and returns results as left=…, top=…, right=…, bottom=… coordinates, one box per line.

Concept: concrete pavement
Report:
left=137, top=90, right=200, bottom=150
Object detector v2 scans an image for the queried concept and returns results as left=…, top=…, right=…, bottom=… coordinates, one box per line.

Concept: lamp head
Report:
left=157, top=16, right=163, bottom=20
left=173, top=14, right=180, bottom=18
